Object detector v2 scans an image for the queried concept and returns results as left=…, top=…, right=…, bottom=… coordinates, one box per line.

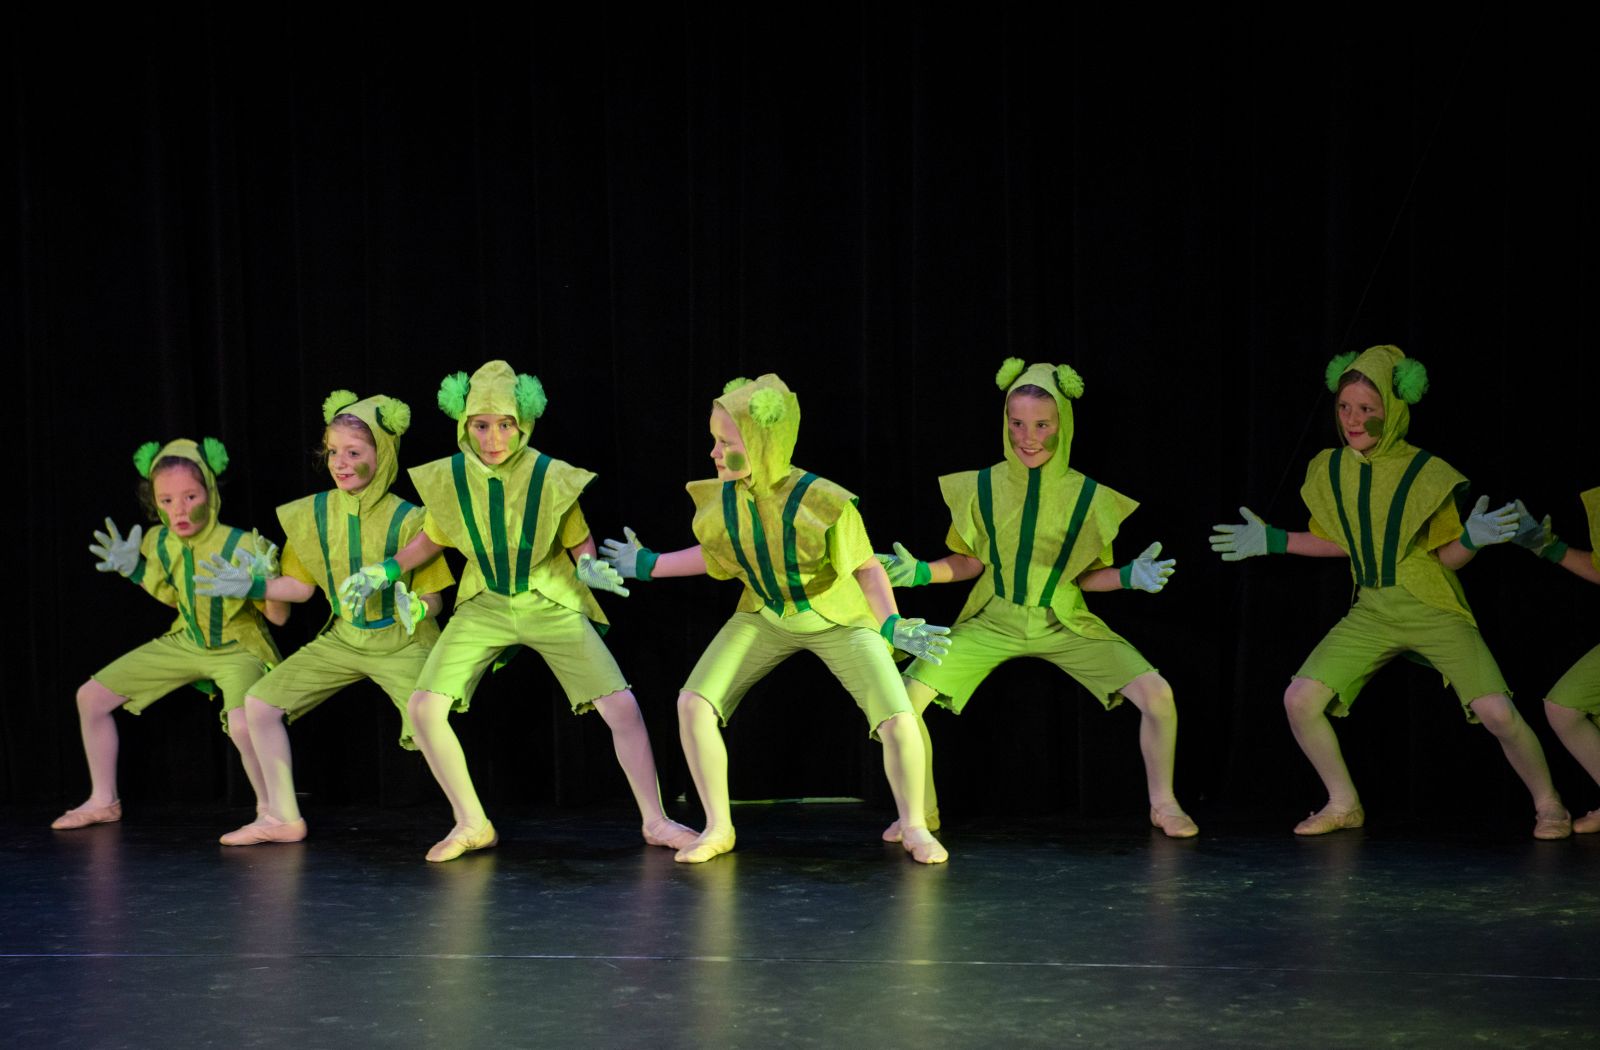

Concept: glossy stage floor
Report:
left=3, top=802, right=1596, bottom=1048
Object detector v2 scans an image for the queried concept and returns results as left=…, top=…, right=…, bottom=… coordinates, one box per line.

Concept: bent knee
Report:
left=875, top=711, right=914, bottom=739
left=1284, top=678, right=1333, bottom=720
left=1543, top=699, right=1586, bottom=730
left=76, top=679, right=122, bottom=713
left=1469, top=694, right=1521, bottom=734
left=1126, top=673, right=1175, bottom=715
left=677, top=690, right=716, bottom=722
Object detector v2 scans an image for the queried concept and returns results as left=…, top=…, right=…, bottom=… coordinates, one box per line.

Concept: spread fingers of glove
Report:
left=577, top=553, right=630, bottom=598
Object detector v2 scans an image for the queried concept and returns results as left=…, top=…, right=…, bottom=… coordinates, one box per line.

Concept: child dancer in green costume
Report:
left=600, top=374, right=954, bottom=864
left=57, top=438, right=286, bottom=834
left=194, top=391, right=454, bottom=846
left=1509, top=490, right=1600, bottom=833
left=337, top=360, right=696, bottom=862
left=876, top=359, right=1197, bottom=840
left=1210, top=344, right=1571, bottom=839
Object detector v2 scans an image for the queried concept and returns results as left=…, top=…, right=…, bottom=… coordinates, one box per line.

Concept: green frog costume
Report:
left=1544, top=488, right=1600, bottom=720
left=1294, top=344, right=1506, bottom=721
left=410, top=360, right=625, bottom=711
left=680, top=374, right=913, bottom=734
left=248, top=392, right=454, bottom=748
left=904, top=360, right=1154, bottom=711
left=94, top=437, right=281, bottom=730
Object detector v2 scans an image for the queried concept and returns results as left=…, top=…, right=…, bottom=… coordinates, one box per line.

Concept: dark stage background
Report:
left=6, top=6, right=1595, bottom=826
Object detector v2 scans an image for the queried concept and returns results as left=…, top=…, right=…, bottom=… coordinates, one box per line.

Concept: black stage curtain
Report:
left=6, top=5, right=1595, bottom=822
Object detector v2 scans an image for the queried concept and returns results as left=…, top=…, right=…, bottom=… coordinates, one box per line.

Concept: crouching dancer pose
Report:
left=1510, top=491, right=1600, bottom=833
left=58, top=438, right=285, bottom=835
left=339, top=361, right=695, bottom=861
left=1211, top=344, right=1569, bottom=839
left=196, top=391, right=453, bottom=846
left=876, top=359, right=1196, bottom=840
left=601, top=374, right=953, bottom=864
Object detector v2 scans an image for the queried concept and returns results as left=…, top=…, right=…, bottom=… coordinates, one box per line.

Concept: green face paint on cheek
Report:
left=724, top=450, right=747, bottom=473
left=189, top=502, right=210, bottom=526
left=355, top=462, right=372, bottom=479
left=1044, top=433, right=1060, bottom=451
left=1364, top=417, right=1386, bottom=438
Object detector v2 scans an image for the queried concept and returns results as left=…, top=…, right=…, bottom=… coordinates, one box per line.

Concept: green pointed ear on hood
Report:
left=325, top=390, right=411, bottom=505
left=137, top=437, right=225, bottom=542
left=1327, top=344, right=1427, bottom=455
left=998, top=359, right=1080, bottom=475
left=713, top=373, right=801, bottom=496
left=438, top=360, right=545, bottom=465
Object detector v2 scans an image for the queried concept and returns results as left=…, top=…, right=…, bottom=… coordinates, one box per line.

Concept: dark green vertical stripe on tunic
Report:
left=487, top=479, right=510, bottom=596
left=1328, top=450, right=1364, bottom=583
left=313, top=492, right=336, bottom=610
left=1011, top=468, right=1042, bottom=601
left=513, top=454, right=551, bottom=593
left=747, top=501, right=785, bottom=614
left=345, top=514, right=365, bottom=625
left=381, top=501, right=416, bottom=620
left=1356, top=463, right=1377, bottom=587
left=781, top=473, right=819, bottom=611
left=722, top=482, right=771, bottom=607
left=1039, top=479, right=1098, bottom=608
left=451, top=454, right=496, bottom=594
left=1380, top=451, right=1433, bottom=585
left=978, top=468, right=1004, bottom=600
left=213, top=528, right=244, bottom=646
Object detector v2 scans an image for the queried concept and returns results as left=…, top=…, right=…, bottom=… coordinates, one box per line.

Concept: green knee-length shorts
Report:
left=94, top=632, right=269, bottom=733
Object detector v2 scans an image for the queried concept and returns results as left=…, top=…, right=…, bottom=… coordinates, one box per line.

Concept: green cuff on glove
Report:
left=1118, top=563, right=1133, bottom=589
left=912, top=560, right=932, bottom=587
left=248, top=575, right=267, bottom=601
left=1266, top=526, right=1288, bottom=554
left=1542, top=540, right=1569, bottom=563
left=880, top=614, right=902, bottom=643
left=382, top=557, right=403, bottom=582
left=636, top=549, right=659, bottom=581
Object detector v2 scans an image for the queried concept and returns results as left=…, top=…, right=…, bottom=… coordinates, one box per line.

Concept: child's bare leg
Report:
left=225, top=706, right=269, bottom=811
left=51, top=680, right=128, bottom=828
left=216, top=697, right=309, bottom=846
left=675, top=690, right=735, bottom=863
left=1122, top=672, right=1196, bottom=837
left=1284, top=676, right=1364, bottom=834
left=592, top=689, right=695, bottom=850
left=882, top=679, right=940, bottom=841
left=879, top=710, right=946, bottom=863
left=1470, top=694, right=1569, bottom=839
left=408, top=689, right=496, bottom=861
left=1544, top=701, right=1600, bottom=832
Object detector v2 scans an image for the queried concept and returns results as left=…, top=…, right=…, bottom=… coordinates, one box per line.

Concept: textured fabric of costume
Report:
left=410, top=360, right=605, bottom=626
left=1300, top=345, right=1472, bottom=622
left=688, top=374, right=878, bottom=631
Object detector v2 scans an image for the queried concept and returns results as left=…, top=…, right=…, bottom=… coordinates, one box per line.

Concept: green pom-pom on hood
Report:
left=748, top=388, right=787, bottom=427
left=723, top=376, right=753, bottom=395
left=1054, top=364, right=1085, bottom=399
left=1329, top=344, right=1425, bottom=457
left=201, top=437, right=230, bottom=476
left=995, top=357, right=1026, bottom=390
left=322, top=389, right=361, bottom=424
left=1324, top=351, right=1360, bottom=392
left=374, top=396, right=411, bottom=436
left=437, top=372, right=471, bottom=421
left=1393, top=358, right=1429, bottom=404
left=514, top=373, right=548, bottom=424
left=999, top=361, right=1081, bottom=477
left=133, top=441, right=162, bottom=479
left=712, top=373, right=801, bottom=497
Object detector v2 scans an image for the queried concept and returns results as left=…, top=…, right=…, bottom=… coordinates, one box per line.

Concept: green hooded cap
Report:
left=1326, top=344, right=1429, bottom=460
left=713, top=374, right=801, bottom=499
left=137, top=436, right=228, bottom=546
left=437, top=360, right=547, bottom=470
left=322, top=390, right=411, bottom=511
left=997, top=358, right=1082, bottom=478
